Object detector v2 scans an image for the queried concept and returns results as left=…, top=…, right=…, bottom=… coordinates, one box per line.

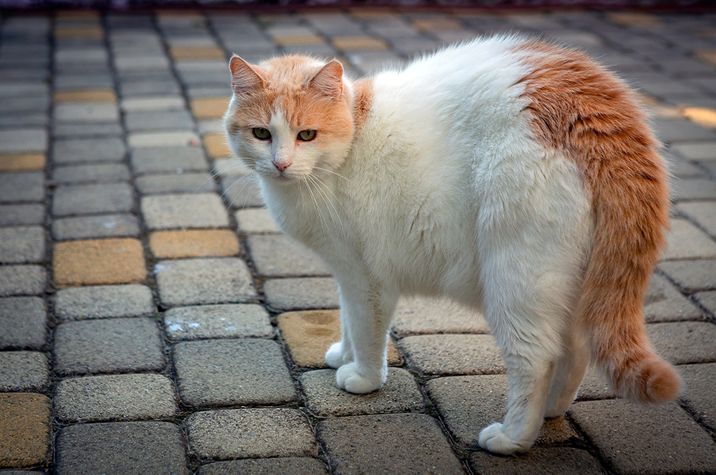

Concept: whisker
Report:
left=313, top=166, right=349, bottom=181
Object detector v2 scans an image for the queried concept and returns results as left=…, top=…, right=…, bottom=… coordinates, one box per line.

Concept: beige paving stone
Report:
left=53, top=238, right=146, bottom=286
left=55, top=26, right=103, bottom=39
left=274, top=34, right=324, bottom=46
left=695, top=50, right=716, bottom=66
left=171, top=46, right=225, bottom=61
left=54, top=89, right=116, bottom=103
left=277, top=310, right=401, bottom=367
left=412, top=18, right=462, bottom=31
left=400, top=334, right=504, bottom=375
left=191, top=97, right=230, bottom=120
left=0, top=393, right=50, bottom=468
left=332, top=36, right=387, bottom=50
left=392, top=297, right=489, bottom=336
left=203, top=132, right=231, bottom=159
left=608, top=12, right=663, bottom=27
left=682, top=107, right=716, bottom=129
left=149, top=229, right=239, bottom=259
left=0, top=153, right=45, bottom=171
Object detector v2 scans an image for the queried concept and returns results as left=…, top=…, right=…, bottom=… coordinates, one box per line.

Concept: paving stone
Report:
left=186, top=408, right=316, bottom=459
left=428, top=374, right=579, bottom=448
left=0, top=129, right=47, bottom=154
left=401, top=334, right=504, bottom=376
left=55, top=102, right=118, bottom=122
left=121, top=96, right=186, bottom=111
left=569, top=400, right=716, bottom=474
left=576, top=367, right=616, bottom=400
left=52, top=182, right=133, bottom=216
left=124, top=109, right=194, bottom=131
left=264, top=277, right=339, bottom=311
left=319, top=414, right=463, bottom=474
left=0, top=393, right=50, bottom=468
left=0, top=297, right=46, bottom=349
left=203, top=132, right=231, bottom=159
left=171, top=46, right=225, bottom=61
left=277, top=310, right=401, bottom=367
left=52, top=163, right=129, bottom=183
left=56, top=422, right=188, bottom=474
left=469, top=448, right=604, bottom=475
left=52, top=213, right=140, bottom=240
left=53, top=122, right=123, bottom=138
left=142, top=193, right=229, bottom=229
left=155, top=257, right=255, bottom=306
left=221, top=175, right=264, bottom=208
left=198, top=458, right=328, bottom=475
left=653, top=118, right=716, bottom=142
left=659, top=259, right=716, bottom=292
left=0, top=172, right=44, bottom=203
left=0, top=204, right=45, bottom=226
left=0, top=153, right=45, bottom=171
left=392, top=297, right=490, bottom=336
left=0, top=226, right=45, bottom=264
left=678, top=201, right=716, bottom=236
left=150, top=229, right=239, bottom=259
left=648, top=321, right=716, bottom=364
left=174, top=339, right=296, bottom=406
left=54, top=318, right=164, bottom=375
left=54, top=89, right=115, bottom=102
left=0, top=266, right=46, bottom=297
left=663, top=218, right=716, bottom=259
left=131, top=146, right=208, bottom=174
left=333, top=35, right=387, bottom=50
left=136, top=172, right=216, bottom=194
left=128, top=130, right=199, bottom=148
left=55, top=373, right=176, bottom=422
left=213, top=157, right=251, bottom=176
left=53, top=137, right=126, bottom=164
left=672, top=178, right=716, bottom=201
left=695, top=290, right=716, bottom=315
left=679, top=363, right=716, bottom=431
left=0, top=352, right=48, bottom=391
left=191, top=97, right=229, bottom=120
left=53, top=238, right=146, bottom=286
left=54, top=284, right=154, bottom=320
left=645, top=273, right=703, bottom=321
left=164, top=303, right=272, bottom=340
left=301, top=368, right=423, bottom=416
left=672, top=141, right=716, bottom=161
left=235, top=208, right=280, bottom=233
left=248, top=234, right=329, bottom=277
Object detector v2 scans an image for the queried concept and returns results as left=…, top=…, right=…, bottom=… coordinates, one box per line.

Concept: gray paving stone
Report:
left=186, top=408, right=316, bottom=459
left=54, top=103, right=119, bottom=122
left=263, top=277, right=339, bottom=311
left=569, top=400, right=716, bottom=474
left=654, top=118, right=716, bottom=142
left=213, top=157, right=251, bottom=177
left=52, top=183, right=134, bottom=216
left=672, top=178, right=716, bottom=201
left=576, top=367, right=616, bottom=400
left=141, top=193, right=228, bottom=229
left=198, top=458, right=328, bottom=475
left=130, top=146, right=208, bottom=175
left=55, top=373, right=176, bottom=422
left=52, top=163, right=130, bottom=184
left=0, top=204, right=45, bottom=226
left=56, top=422, right=189, bottom=475
left=54, top=284, right=155, bottom=320
left=53, top=122, right=123, bottom=138
left=0, top=265, right=46, bottom=296
left=156, top=258, right=256, bottom=306
left=51, top=213, right=140, bottom=240
left=121, top=96, right=185, bottom=112
left=235, top=208, right=280, bottom=233
left=125, top=109, right=194, bottom=131
left=663, top=218, right=716, bottom=259
left=0, top=351, right=48, bottom=391
left=392, top=297, right=490, bottom=336
left=164, top=303, right=272, bottom=340
left=0, top=226, right=45, bottom=264
left=672, top=141, right=716, bottom=161
left=221, top=176, right=264, bottom=208
left=248, top=234, right=330, bottom=277
left=659, top=259, right=716, bottom=293
left=54, top=318, right=164, bottom=376
left=666, top=156, right=705, bottom=178
left=53, top=137, right=126, bottom=164
left=645, top=273, right=703, bottom=322
left=678, top=201, right=716, bottom=237
left=695, top=290, right=716, bottom=315
left=400, top=334, right=504, bottom=375
left=128, top=130, right=198, bottom=148
left=174, top=338, right=296, bottom=407
left=319, top=414, right=464, bottom=475
left=648, top=321, right=716, bottom=364
left=0, top=296, right=46, bottom=349
left=0, top=172, right=44, bottom=203
left=301, top=368, right=424, bottom=416
left=119, top=80, right=181, bottom=97
left=135, top=172, right=216, bottom=194
left=469, top=448, right=604, bottom=475
left=0, top=128, right=47, bottom=153
left=679, top=363, right=716, bottom=431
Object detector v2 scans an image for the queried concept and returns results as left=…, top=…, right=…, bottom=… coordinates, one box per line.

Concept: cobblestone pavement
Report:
left=0, top=7, right=715, bottom=474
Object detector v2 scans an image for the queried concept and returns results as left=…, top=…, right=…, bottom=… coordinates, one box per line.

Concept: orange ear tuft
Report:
left=309, top=59, right=344, bottom=98
left=229, top=55, right=267, bottom=95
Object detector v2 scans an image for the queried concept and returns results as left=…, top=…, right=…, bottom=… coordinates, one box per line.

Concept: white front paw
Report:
left=325, top=341, right=352, bottom=369
left=478, top=422, right=528, bottom=455
left=335, top=362, right=385, bottom=394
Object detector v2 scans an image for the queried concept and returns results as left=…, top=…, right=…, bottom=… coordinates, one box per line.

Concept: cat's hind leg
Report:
left=544, top=319, right=590, bottom=418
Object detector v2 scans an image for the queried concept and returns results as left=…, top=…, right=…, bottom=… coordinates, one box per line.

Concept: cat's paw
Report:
left=325, top=342, right=352, bottom=369
left=335, top=362, right=384, bottom=394
left=478, top=423, right=528, bottom=455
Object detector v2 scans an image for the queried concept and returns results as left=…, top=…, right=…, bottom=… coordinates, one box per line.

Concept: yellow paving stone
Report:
left=608, top=12, right=662, bottom=28
left=170, top=46, right=225, bottom=61
left=54, top=26, right=103, bottom=39
left=682, top=107, right=716, bottom=129
left=277, top=310, right=401, bottom=368
left=149, top=229, right=240, bottom=259
left=273, top=34, right=325, bottom=46
left=413, top=18, right=462, bottom=31
left=54, top=89, right=116, bottom=103
left=191, top=97, right=230, bottom=120
left=695, top=50, right=716, bottom=66
left=203, top=133, right=231, bottom=159
left=332, top=36, right=387, bottom=51
left=0, top=153, right=45, bottom=171
left=53, top=238, right=146, bottom=287
left=0, top=393, right=50, bottom=468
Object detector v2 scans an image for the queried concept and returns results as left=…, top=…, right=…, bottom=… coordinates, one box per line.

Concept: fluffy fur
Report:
left=224, top=35, right=682, bottom=455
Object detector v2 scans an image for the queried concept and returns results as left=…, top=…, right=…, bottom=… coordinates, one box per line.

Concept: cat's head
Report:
left=224, top=55, right=355, bottom=183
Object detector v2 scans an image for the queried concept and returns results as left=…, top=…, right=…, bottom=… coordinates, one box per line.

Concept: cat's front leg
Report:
left=325, top=290, right=354, bottom=369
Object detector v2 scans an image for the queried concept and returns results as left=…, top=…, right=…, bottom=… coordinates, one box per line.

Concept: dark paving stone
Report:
left=679, top=363, right=716, bottom=432
left=469, top=448, right=604, bottom=475
left=0, top=351, right=48, bottom=391
left=198, top=457, right=328, bottom=475
left=53, top=137, right=126, bottom=164
left=0, top=265, right=46, bottom=297
left=248, top=234, right=330, bottom=277
left=0, top=172, right=44, bottom=203
left=0, top=226, right=45, bottom=264
left=52, top=214, right=140, bottom=240
left=135, top=172, right=216, bottom=194
left=130, top=146, right=208, bottom=175
left=52, top=163, right=130, bottom=184
left=52, top=183, right=134, bottom=216
left=0, top=204, right=45, bottom=226
left=54, top=284, right=155, bottom=320
left=0, top=296, right=47, bottom=349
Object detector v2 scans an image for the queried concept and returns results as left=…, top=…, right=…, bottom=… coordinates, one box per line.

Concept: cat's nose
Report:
left=273, top=159, right=291, bottom=172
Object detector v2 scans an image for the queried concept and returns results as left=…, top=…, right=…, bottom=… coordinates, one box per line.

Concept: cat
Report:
left=223, top=35, right=682, bottom=455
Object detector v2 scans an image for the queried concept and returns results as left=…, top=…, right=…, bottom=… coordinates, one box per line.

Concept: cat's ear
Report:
left=229, top=55, right=267, bottom=95
left=309, top=59, right=344, bottom=98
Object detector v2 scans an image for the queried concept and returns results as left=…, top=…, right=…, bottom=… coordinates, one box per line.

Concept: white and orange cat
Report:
left=224, top=36, right=682, bottom=455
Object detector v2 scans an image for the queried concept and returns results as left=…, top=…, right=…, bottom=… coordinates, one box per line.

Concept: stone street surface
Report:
left=0, top=6, right=715, bottom=474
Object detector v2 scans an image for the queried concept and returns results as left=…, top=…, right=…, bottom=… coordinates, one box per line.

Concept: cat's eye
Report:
left=252, top=128, right=271, bottom=140
left=297, top=130, right=317, bottom=142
